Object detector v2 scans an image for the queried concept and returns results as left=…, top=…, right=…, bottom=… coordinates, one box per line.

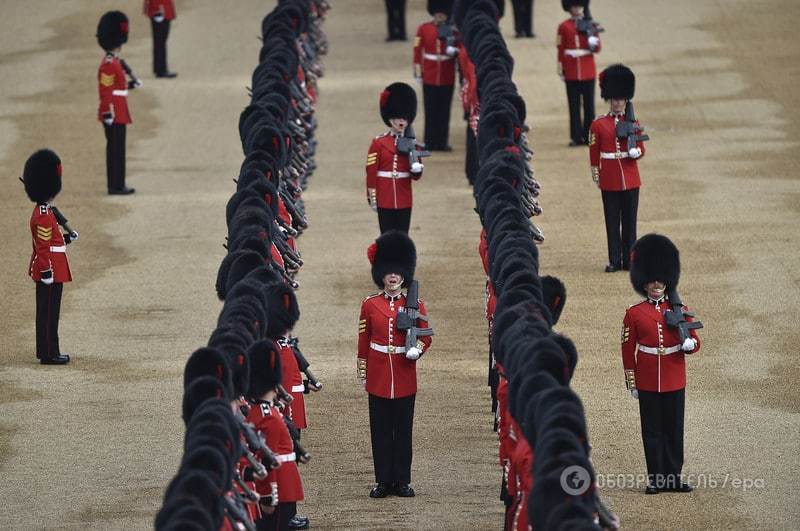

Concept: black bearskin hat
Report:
left=561, top=0, right=588, bottom=11
left=379, top=82, right=417, bottom=126
left=97, top=11, right=129, bottom=51
left=629, top=234, right=680, bottom=296
left=428, top=0, right=453, bottom=16
left=184, top=347, right=233, bottom=398
left=181, top=377, right=231, bottom=425
left=265, top=282, right=300, bottom=339
left=599, top=64, right=635, bottom=101
left=22, top=149, right=62, bottom=203
left=368, top=230, right=417, bottom=288
left=245, top=339, right=283, bottom=399
left=541, top=275, right=567, bottom=325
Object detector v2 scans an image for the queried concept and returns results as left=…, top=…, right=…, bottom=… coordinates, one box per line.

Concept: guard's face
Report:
left=383, top=273, right=404, bottom=291
left=389, top=117, right=407, bottom=133
left=610, top=98, right=627, bottom=114
left=645, top=281, right=666, bottom=300
left=433, top=13, right=448, bottom=24
left=569, top=6, right=584, bottom=17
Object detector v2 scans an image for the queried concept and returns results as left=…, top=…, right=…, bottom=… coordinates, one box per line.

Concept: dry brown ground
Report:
left=0, top=1, right=798, bottom=530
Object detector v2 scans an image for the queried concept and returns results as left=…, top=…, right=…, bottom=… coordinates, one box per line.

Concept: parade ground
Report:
left=1, top=0, right=798, bottom=529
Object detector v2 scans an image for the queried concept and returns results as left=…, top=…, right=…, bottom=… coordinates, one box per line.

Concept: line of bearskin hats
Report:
left=96, top=11, right=129, bottom=52
left=599, top=63, right=635, bottom=101
left=22, top=149, right=62, bottom=204
left=379, top=82, right=417, bottom=127
left=629, top=233, right=680, bottom=296
left=367, top=230, right=417, bottom=288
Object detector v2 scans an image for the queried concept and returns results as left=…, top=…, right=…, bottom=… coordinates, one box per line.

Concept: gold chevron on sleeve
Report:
left=414, top=36, right=421, bottom=46
left=100, top=72, right=115, bottom=87
left=36, top=225, right=52, bottom=240
left=621, top=326, right=630, bottom=344
left=366, top=153, right=377, bottom=166
left=359, top=319, right=367, bottom=333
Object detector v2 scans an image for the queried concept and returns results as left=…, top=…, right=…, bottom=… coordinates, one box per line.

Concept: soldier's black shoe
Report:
left=156, top=71, right=178, bottom=78
left=369, top=484, right=390, bottom=498
left=108, top=186, right=136, bottom=195
left=568, top=140, right=582, bottom=147
left=287, top=515, right=310, bottom=529
left=645, top=484, right=659, bottom=495
left=395, top=484, right=415, bottom=497
left=40, top=354, right=70, bottom=365
left=604, top=264, right=620, bottom=273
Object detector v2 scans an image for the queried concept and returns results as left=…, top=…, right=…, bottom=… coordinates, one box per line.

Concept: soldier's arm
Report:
left=635, top=119, right=646, bottom=159
left=556, top=26, right=565, bottom=78
left=366, top=139, right=379, bottom=205
left=415, top=299, right=432, bottom=353
left=684, top=306, right=701, bottom=353
left=98, top=65, right=115, bottom=118
left=413, top=27, right=423, bottom=78
left=31, top=214, right=54, bottom=278
left=588, top=122, right=600, bottom=184
left=357, top=300, right=370, bottom=381
left=621, top=308, right=638, bottom=390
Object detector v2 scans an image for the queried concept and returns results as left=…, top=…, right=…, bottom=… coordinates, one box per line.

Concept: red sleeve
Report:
left=556, top=24, right=566, bottom=75
left=413, top=26, right=423, bottom=69
left=478, top=229, right=489, bottom=274
left=366, top=138, right=379, bottom=190
left=98, top=63, right=115, bottom=116
left=588, top=120, right=600, bottom=167
left=635, top=120, right=646, bottom=159
left=416, top=299, right=432, bottom=353
left=358, top=299, right=370, bottom=360
left=621, top=308, right=638, bottom=386
left=31, top=213, right=53, bottom=275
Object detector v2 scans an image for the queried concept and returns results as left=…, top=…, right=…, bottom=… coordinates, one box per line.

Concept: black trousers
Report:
left=35, top=282, right=63, bottom=360
left=601, top=188, right=639, bottom=268
left=151, top=19, right=171, bottom=75
left=423, top=83, right=455, bottom=150
left=511, top=0, right=534, bottom=36
left=377, top=207, right=411, bottom=234
left=368, top=393, right=415, bottom=485
left=384, top=0, right=406, bottom=40
left=465, top=124, right=478, bottom=185
left=565, top=79, right=595, bottom=144
left=256, top=501, right=295, bottom=531
left=103, top=123, right=127, bottom=191
left=638, top=389, right=685, bottom=488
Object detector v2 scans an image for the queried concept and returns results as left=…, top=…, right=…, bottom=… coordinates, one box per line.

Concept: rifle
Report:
left=395, top=280, right=434, bottom=351
left=575, top=16, right=604, bottom=38
left=664, top=288, right=704, bottom=348
left=288, top=337, right=322, bottom=391
left=119, top=58, right=142, bottom=89
left=396, top=125, right=431, bottom=167
left=615, top=101, right=649, bottom=153
left=50, top=206, right=79, bottom=243
left=437, top=21, right=456, bottom=49
left=222, top=493, right=257, bottom=531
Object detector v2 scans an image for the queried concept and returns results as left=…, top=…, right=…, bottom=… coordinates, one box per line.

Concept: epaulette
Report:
left=362, top=292, right=382, bottom=303
left=628, top=299, right=647, bottom=310
left=375, top=132, right=390, bottom=139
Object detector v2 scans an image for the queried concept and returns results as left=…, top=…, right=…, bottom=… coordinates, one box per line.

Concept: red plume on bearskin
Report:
left=97, top=11, right=130, bottom=51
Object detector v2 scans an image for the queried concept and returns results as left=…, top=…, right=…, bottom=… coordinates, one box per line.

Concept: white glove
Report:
left=630, top=389, right=639, bottom=399
left=410, top=162, right=424, bottom=173
left=628, top=147, right=642, bottom=159
left=446, top=45, right=459, bottom=57
left=405, top=347, right=421, bottom=360
left=40, top=274, right=54, bottom=285
left=588, top=36, right=600, bottom=49
left=131, top=78, right=143, bottom=89
left=681, top=337, right=697, bottom=352
left=153, top=13, right=165, bottom=23
left=102, top=112, right=114, bottom=126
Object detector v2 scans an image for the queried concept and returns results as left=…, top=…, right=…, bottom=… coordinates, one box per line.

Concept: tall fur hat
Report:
left=245, top=339, right=283, bottom=399
left=428, top=0, right=453, bottom=16
left=379, top=82, right=417, bottom=126
left=181, top=377, right=231, bottom=425
left=561, top=0, right=588, bottom=11
left=368, top=230, right=417, bottom=288
left=265, top=282, right=300, bottom=339
left=629, top=233, right=680, bottom=296
left=183, top=347, right=234, bottom=398
left=22, top=149, right=62, bottom=203
left=599, top=64, right=636, bottom=100
left=96, top=11, right=129, bottom=51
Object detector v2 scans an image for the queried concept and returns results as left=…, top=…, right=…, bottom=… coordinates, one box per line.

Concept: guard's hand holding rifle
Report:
left=396, top=125, right=430, bottom=169
left=405, top=347, right=421, bottom=361
left=615, top=101, right=649, bottom=155
left=51, top=206, right=79, bottom=244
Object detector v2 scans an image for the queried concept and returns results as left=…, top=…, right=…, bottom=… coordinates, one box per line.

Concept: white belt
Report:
left=638, top=345, right=681, bottom=355
left=49, top=246, right=66, bottom=253
left=600, top=151, right=629, bottom=159
left=370, top=342, right=407, bottom=354
left=290, top=385, right=305, bottom=393
left=564, top=49, right=591, bottom=58
left=376, top=171, right=410, bottom=179
left=275, top=452, right=296, bottom=463
left=112, top=89, right=128, bottom=97
left=423, top=53, right=452, bottom=61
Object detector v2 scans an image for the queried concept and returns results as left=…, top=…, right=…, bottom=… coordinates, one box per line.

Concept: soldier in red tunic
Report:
left=142, top=0, right=178, bottom=78
left=365, top=82, right=424, bottom=234
left=557, top=0, right=601, bottom=146
left=97, top=11, right=140, bottom=195
left=413, top=0, right=458, bottom=151
left=589, top=64, right=645, bottom=272
left=622, top=234, right=701, bottom=494
left=358, top=231, right=432, bottom=498
left=22, top=149, right=76, bottom=365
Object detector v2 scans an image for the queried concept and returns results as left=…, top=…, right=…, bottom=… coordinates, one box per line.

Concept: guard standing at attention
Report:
left=358, top=231, right=433, bottom=498
left=97, top=10, right=141, bottom=195
left=143, top=0, right=178, bottom=78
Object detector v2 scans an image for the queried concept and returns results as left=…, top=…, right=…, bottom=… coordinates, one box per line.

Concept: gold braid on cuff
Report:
left=624, top=369, right=636, bottom=390
left=357, top=358, right=367, bottom=380
left=591, top=167, right=600, bottom=184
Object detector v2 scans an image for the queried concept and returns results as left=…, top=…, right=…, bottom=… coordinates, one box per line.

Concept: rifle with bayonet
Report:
left=119, top=58, right=142, bottom=89
left=664, top=288, right=703, bottom=349
left=288, top=337, right=322, bottom=391
left=395, top=280, right=434, bottom=351
left=50, top=206, right=80, bottom=244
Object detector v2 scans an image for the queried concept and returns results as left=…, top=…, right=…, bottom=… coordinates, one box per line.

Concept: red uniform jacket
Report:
left=97, top=53, right=132, bottom=124
left=556, top=18, right=600, bottom=81
left=144, top=0, right=176, bottom=20
left=478, top=230, right=497, bottom=323
left=357, top=292, right=432, bottom=399
left=510, top=435, right=533, bottom=531
left=246, top=402, right=304, bottom=503
left=365, top=133, right=423, bottom=210
left=621, top=298, right=701, bottom=393
left=457, top=43, right=477, bottom=115
left=277, top=338, right=307, bottom=429
left=589, top=113, right=645, bottom=191
left=414, top=22, right=457, bottom=86
left=29, top=204, right=71, bottom=283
